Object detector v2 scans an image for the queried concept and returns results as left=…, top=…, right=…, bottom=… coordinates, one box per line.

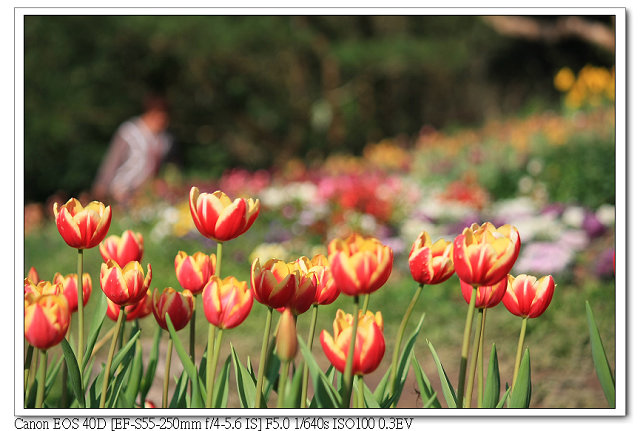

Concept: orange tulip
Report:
left=152, top=288, right=195, bottom=331
left=453, top=222, right=520, bottom=287
left=100, top=260, right=152, bottom=306
left=250, top=258, right=296, bottom=309
left=174, top=251, right=216, bottom=295
left=106, top=289, right=153, bottom=322
left=319, top=309, right=385, bottom=375
left=328, top=233, right=393, bottom=296
left=99, top=230, right=144, bottom=267
left=275, top=308, right=298, bottom=362
left=202, top=276, right=253, bottom=329
left=503, top=274, right=555, bottom=318
left=25, top=294, right=70, bottom=350
left=189, top=187, right=260, bottom=242
left=460, top=277, right=508, bottom=309
left=53, top=198, right=112, bottom=249
left=408, top=232, right=455, bottom=285
left=53, top=272, right=92, bottom=313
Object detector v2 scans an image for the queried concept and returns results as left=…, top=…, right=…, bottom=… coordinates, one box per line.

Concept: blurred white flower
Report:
left=562, top=206, right=586, bottom=228
left=595, top=204, right=615, bottom=227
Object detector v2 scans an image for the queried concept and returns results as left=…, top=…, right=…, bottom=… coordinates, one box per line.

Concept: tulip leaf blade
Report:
left=60, top=338, right=86, bottom=408
left=390, top=313, right=426, bottom=406
left=139, top=325, right=162, bottom=404
left=411, top=351, right=441, bottom=408
left=122, top=340, right=144, bottom=408
left=264, top=350, right=281, bottom=397
left=508, top=348, right=531, bottom=408
left=585, top=300, right=615, bottom=408
left=166, top=315, right=205, bottom=408
left=111, top=329, right=140, bottom=373
left=83, top=293, right=109, bottom=372
left=426, top=339, right=457, bottom=408
left=496, top=386, right=511, bottom=408
left=363, top=381, right=380, bottom=408
left=44, top=355, right=64, bottom=401
left=107, top=342, right=137, bottom=408
left=213, top=354, right=232, bottom=408
left=284, top=362, right=304, bottom=408
left=169, top=370, right=189, bottom=408
left=482, top=343, right=501, bottom=408
left=298, top=335, right=340, bottom=408
left=230, top=343, right=259, bottom=408
left=374, top=366, right=392, bottom=404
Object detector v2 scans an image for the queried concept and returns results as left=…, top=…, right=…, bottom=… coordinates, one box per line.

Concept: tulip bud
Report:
left=202, top=276, right=253, bottom=329
left=25, top=293, right=71, bottom=350
left=152, top=287, right=195, bottom=331
left=53, top=272, right=92, bottom=313
left=174, top=251, right=216, bottom=295
left=99, top=230, right=144, bottom=267
left=408, top=232, right=455, bottom=285
left=503, top=274, right=555, bottom=318
left=189, top=187, right=260, bottom=242
left=328, top=233, right=393, bottom=296
left=100, top=260, right=152, bottom=306
left=53, top=198, right=112, bottom=249
left=276, top=308, right=298, bottom=362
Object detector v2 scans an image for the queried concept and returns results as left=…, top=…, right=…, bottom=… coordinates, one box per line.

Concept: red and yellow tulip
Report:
left=99, top=230, right=144, bottom=268
left=24, top=280, right=61, bottom=300
left=25, top=293, right=70, bottom=350
left=100, top=260, right=152, bottom=306
left=502, top=274, right=556, bottom=318
left=275, top=258, right=317, bottom=315
left=106, top=289, right=153, bottom=322
left=53, top=198, right=112, bottom=249
left=189, top=187, right=260, bottom=242
left=27, top=267, right=40, bottom=284
left=152, top=288, right=195, bottom=331
left=174, top=251, right=216, bottom=295
left=453, top=222, right=520, bottom=287
left=250, top=258, right=296, bottom=309
left=460, top=277, right=508, bottom=309
left=202, top=276, right=253, bottom=329
left=328, top=233, right=393, bottom=296
left=319, top=309, right=385, bottom=375
left=408, top=232, right=455, bottom=285
left=53, top=272, right=92, bottom=313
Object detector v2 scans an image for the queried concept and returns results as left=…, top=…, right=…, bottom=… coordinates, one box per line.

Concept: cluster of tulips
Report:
left=24, top=185, right=557, bottom=410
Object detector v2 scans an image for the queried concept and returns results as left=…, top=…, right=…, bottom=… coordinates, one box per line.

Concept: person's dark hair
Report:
left=143, top=93, right=169, bottom=113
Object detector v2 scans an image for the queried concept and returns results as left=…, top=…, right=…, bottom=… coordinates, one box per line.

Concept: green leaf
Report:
left=482, top=343, right=500, bottom=408
left=586, top=300, right=615, bottom=408
left=212, top=355, right=232, bottom=408
left=44, top=356, right=64, bottom=400
left=263, top=350, right=281, bottom=397
left=298, top=335, right=340, bottom=408
left=86, top=364, right=104, bottom=408
left=169, top=370, right=189, bottom=408
left=83, top=294, right=108, bottom=372
left=373, top=367, right=391, bottom=404
left=107, top=344, right=137, bottom=408
left=165, top=315, right=205, bottom=408
left=426, top=339, right=457, bottom=408
left=60, top=338, right=85, bottom=408
left=390, top=313, right=426, bottom=406
left=496, top=386, right=511, bottom=408
left=284, top=362, right=304, bottom=408
left=122, top=341, right=143, bottom=408
left=230, top=344, right=257, bottom=408
left=110, top=329, right=140, bottom=373
left=139, top=325, right=162, bottom=403
left=411, top=352, right=441, bottom=408
left=363, top=381, right=380, bottom=408
left=508, top=348, right=531, bottom=408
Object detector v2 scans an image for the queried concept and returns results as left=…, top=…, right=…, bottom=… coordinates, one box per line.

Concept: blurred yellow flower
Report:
left=554, top=67, right=575, bottom=92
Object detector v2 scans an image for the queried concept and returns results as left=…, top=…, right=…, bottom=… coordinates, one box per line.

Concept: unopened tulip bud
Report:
left=276, top=308, right=298, bottom=362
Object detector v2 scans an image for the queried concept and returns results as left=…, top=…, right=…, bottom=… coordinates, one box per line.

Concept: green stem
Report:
left=61, top=332, right=69, bottom=407
left=300, top=304, right=319, bottom=408
left=206, top=327, right=224, bottom=407
left=24, top=344, right=34, bottom=394
left=457, top=285, right=477, bottom=408
left=99, top=306, right=126, bottom=408
left=464, top=308, right=483, bottom=408
left=388, top=283, right=424, bottom=402
left=358, top=375, right=365, bottom=408
left=477, top=307, right=487, bottom=408
left=277, top=360, right=291, bottom=408
left=254, top=307, right=274, bottom=408
left=35, top=349, right=47, bottom=408
left=76, top=249, right=85, bottom=387
left=189, top=308, right=196, bottom=399
left=216, top=242, right=223, bottom=277
left=341, top=295, right=360, bottom=408
left=163, top=338, right=173, bottom=408
left=27, top=345, right=38, bottom=393
left=512, top=317, right=528, bottom=388
left=206, top=325, right=215, bottom=406
left=361, top=294, right=370, bottom=314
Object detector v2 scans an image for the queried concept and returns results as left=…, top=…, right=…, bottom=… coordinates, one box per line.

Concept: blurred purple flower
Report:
left=446, top=214, right=481, bottom=236
left=541, top=203, right=565, bottom=218
left=582, top=211, right=606, bottom=238
left=514, top=242, right=573, bottom=275
left=595, top=248, right=615, bottom=278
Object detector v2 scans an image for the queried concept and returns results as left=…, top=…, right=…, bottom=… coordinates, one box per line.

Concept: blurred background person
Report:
left=92, top=93, right=173, bottom=203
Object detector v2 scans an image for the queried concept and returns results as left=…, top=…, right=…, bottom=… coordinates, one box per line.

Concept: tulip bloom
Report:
left=202, top=276, right=253, bottom=329
left=460, top=277, right=508, bottom=309
left=25, top=294, right=71, bottom=350
left=503, top=274, right=555, bottom=318
left=319, top=309, right=385, bottom=375
left=53, top=198, right=112, bottom=249
left=276, top=308, right=298, bottom=362
left=53, top=272, right=92, bottom=313
left=328, top=234, right=393, bottom=296
left=24, top=280, right=61, bottom=299
left=27, top=267, right=40, bottom=284
left=152, top=288, right=195, bottom=331
left=100, top=260, right=152, bottom=306
left=250, top=258, right=296, bottom=309
left=453, top=222, right=521, bottom=287
left=274, top=258, right=317, bottom=315
left=174, top=251, right=216, bottom=295
left=189, top=187, right=260, bottom=242
left=99, top=230, right=144, bottom=267
left=301, top=255, right=340, bottom=305
left=106, top=289, right=153, bottom=322
left=408, top=232, right=455, bottom=285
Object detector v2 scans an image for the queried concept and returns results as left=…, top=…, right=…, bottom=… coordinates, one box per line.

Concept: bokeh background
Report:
left=23, top=15, right=616, bottom=408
